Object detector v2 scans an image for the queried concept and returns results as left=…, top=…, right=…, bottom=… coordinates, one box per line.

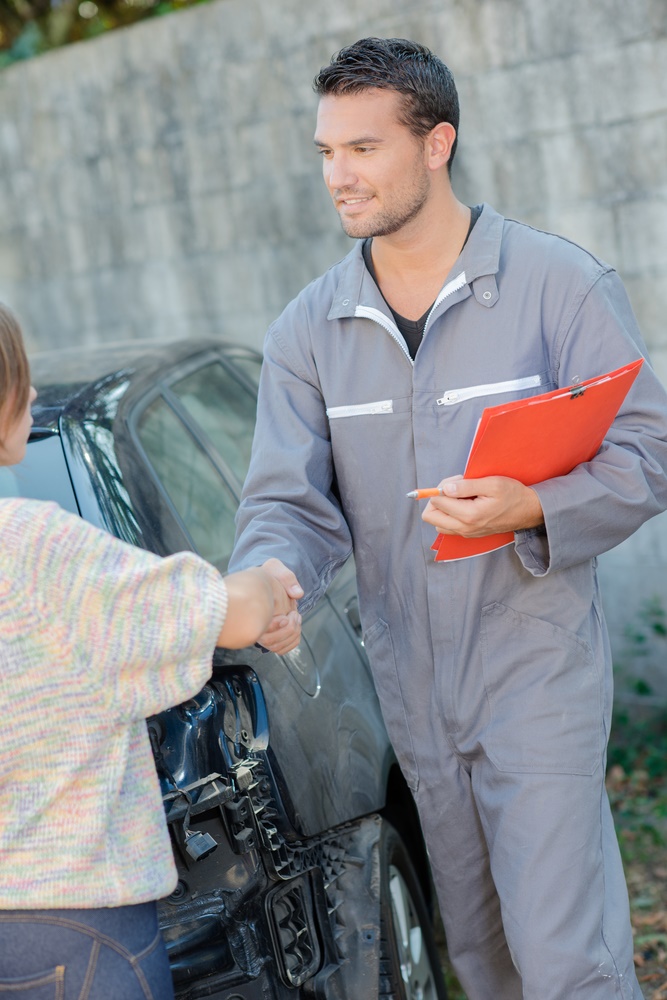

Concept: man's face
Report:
left=314, top=89, right=431, bottom=239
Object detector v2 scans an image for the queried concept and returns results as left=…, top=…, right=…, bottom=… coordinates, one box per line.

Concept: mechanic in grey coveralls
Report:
left=230, top=37, right=667, bottom=999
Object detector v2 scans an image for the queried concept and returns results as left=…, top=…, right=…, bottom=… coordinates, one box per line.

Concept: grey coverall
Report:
left=230, top=204, right=667, bottom=999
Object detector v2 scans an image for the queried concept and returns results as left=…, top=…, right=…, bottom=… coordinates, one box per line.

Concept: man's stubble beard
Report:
left=337, top=168, right=431, bottom=240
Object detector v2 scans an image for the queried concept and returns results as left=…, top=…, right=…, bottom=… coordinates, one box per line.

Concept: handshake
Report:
left=218, top=558, right=303, bottom=654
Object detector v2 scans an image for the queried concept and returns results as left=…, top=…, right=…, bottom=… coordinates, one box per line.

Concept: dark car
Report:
left=0, top=338, right=447, bottom=1000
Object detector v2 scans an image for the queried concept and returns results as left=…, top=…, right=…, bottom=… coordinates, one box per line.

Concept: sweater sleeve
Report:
left=16, top=500, right=228, bottom=722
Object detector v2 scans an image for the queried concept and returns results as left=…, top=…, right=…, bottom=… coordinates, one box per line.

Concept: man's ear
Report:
left=425, top=122, right=457, bottom=171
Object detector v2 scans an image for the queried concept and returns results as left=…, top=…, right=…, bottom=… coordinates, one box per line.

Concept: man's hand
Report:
left=422, top=476, right=544, bottom=537
left=258, top=558, right=304, bottom=654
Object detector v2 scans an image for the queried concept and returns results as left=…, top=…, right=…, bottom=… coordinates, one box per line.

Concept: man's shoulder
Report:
left=274, top=242, right=361, bottom=324
left=501, top=214, right=614, bottom=278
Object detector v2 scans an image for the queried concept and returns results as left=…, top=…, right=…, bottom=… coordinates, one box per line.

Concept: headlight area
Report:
left=149, top=666, right=383, bottom=999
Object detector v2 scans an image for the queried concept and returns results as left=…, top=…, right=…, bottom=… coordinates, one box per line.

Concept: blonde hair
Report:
left=0, top=303, right=31, bottom=427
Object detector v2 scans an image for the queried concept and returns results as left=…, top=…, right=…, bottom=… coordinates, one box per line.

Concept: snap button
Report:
left=483, top=290, right=492, bottom=300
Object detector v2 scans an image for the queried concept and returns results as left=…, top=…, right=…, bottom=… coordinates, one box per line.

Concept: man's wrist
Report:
left=521, top=486, right=545, bottom=530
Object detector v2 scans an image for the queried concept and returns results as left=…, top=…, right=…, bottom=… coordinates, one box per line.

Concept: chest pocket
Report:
left=326, top=399, right=394, bottom=419
left=437, top=373, right=549, bottom=407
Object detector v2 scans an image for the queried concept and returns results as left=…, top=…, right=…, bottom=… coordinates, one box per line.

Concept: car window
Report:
left=0, top=436, right=79, bottom=515
left=226, top=352, right=263, bottom=388
left=137, top=396, right=237, bottom=572
left=169, top=363, right=257, bottom=486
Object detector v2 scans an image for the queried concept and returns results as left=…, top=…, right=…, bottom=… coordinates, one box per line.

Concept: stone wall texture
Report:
left=1, top=0, right=666, bottom=690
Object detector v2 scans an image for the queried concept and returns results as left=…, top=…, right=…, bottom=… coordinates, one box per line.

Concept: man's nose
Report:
left=325, top=154, right=357, bottom=192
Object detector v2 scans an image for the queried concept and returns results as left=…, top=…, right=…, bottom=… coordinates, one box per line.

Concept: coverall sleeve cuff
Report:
left=514, top=524, right=551, bottom=576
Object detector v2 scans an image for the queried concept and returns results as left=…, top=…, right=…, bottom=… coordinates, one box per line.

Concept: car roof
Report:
left=28, top=337, right=257, bottom=430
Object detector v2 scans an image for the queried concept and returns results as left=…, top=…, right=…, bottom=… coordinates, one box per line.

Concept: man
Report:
left=230, top=37, right=667, bottom=999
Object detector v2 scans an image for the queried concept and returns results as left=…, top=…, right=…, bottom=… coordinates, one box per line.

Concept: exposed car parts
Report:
left=150, top=666, right=382, bottom=999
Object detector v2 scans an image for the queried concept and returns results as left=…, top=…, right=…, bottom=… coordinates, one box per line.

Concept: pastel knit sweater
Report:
left=0, top=498, right=228, bottom=909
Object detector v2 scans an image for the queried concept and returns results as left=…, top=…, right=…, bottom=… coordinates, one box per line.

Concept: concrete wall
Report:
left=1, top=0, right=666, bottom=362
left=1, top=0, right=666, bottom=691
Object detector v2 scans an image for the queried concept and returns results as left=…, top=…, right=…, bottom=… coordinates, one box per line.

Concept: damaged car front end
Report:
left=152, top=653, right=387, bottom=1000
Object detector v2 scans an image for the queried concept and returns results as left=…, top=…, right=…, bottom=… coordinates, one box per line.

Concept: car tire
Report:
left=378, top=821, right=448, bottom=1000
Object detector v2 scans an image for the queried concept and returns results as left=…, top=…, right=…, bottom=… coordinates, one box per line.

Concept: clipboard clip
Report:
left=569, top=376, right=585, bottom=399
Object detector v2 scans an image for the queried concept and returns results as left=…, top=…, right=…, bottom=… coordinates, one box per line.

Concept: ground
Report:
left=436, top=708, right=667, bottom=999
left=608, top=762, right=667, bottom=999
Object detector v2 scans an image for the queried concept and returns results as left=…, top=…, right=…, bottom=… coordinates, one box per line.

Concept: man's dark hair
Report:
left=313, top=37, right=460, bottom=168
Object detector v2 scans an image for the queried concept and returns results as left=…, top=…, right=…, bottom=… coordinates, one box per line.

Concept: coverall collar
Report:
left=327, top=202, right=504, bottom=321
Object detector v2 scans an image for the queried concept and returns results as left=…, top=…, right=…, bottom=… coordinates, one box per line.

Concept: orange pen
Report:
left=406, top=487, right=446, bottom=500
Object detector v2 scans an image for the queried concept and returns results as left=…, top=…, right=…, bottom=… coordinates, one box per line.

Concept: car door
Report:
left=125, top=349, right=392, bottom=837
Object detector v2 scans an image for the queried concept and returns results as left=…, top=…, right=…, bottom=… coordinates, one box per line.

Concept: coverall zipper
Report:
left=354, top=271, right=468, bottom=364
left=437, top=373, right=543, bottom=406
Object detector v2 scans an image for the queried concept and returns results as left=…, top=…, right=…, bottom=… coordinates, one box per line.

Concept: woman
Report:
left=0, top=303, right=296, bottom=998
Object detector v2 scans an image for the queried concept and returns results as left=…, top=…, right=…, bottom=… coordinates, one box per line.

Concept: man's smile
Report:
left=336, top=194, right=373, bottom=208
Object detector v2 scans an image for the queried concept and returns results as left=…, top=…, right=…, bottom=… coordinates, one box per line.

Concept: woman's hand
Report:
left=216, top=561, right=302, bottom=650
left=256, top=558, right=304, bottom=654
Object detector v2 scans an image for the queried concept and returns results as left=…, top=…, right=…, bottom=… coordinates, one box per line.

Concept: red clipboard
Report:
left=432, top=358, right=644, bottom=562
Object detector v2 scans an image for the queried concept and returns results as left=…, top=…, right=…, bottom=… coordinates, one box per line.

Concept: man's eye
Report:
left=317, top=149, right=333, bottom=158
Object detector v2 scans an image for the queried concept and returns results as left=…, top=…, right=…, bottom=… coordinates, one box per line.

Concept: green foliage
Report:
left=609, top=597, right=667, bottom=835
left=613, top=595, right=667, bottom=710
left=607, top=703, right=667, bottom=872
left=444, top=968, right=466, bottom=1000
left=608, top=704, right=667, bottom=780
left=0, top=20, right=43, bottom=65
left=0, top=0, right=218, bottom=66
left=623, top=596, right=667, bottom=658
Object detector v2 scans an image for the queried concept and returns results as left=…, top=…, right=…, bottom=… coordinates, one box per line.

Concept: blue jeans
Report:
left=0, top=901, right=175, bottom=999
